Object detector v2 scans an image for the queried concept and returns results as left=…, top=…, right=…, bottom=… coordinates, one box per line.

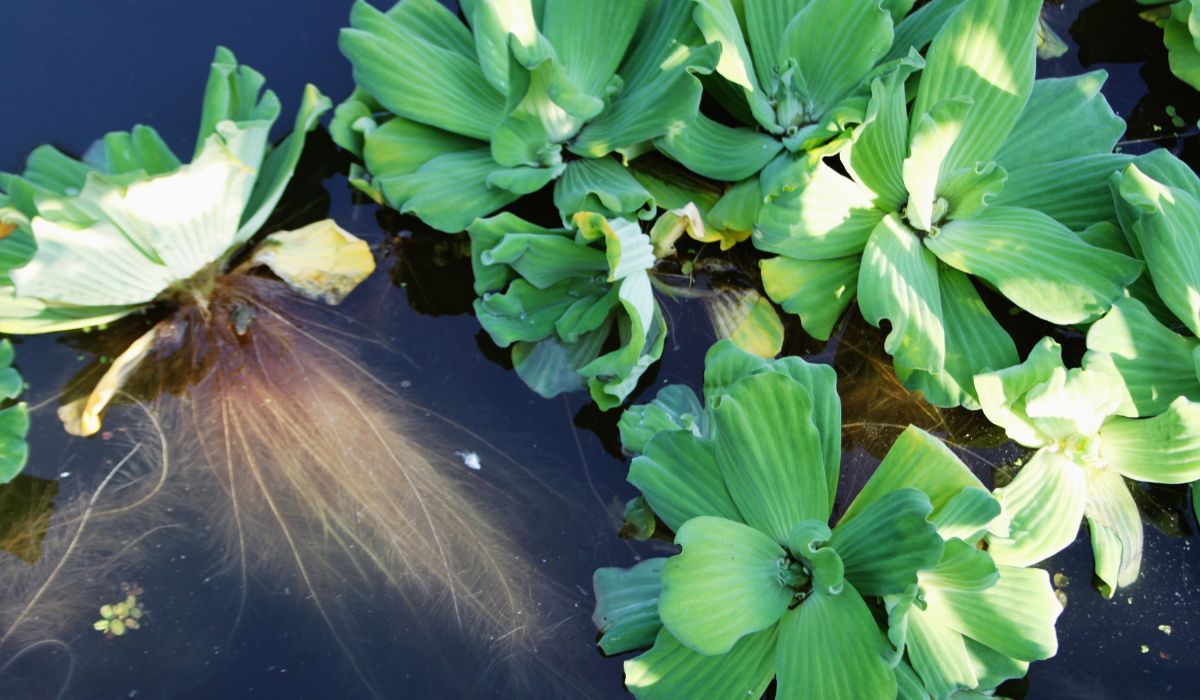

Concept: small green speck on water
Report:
left=1053, top=572, right=1069, bottom=587
left=1158, top=624, right=1172, bottom=635
left=1141, top=645, right=1150, bottom=654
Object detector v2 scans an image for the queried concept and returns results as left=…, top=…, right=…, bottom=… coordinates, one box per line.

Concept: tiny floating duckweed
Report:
left=93, top=584, right=145, bottom=639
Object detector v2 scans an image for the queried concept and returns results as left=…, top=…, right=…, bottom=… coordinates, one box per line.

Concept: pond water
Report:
left=0, top=1, right=1198, bottom=698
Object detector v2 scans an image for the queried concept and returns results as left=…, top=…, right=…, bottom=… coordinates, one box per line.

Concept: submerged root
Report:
left=2, top=273, right=557, bottom=696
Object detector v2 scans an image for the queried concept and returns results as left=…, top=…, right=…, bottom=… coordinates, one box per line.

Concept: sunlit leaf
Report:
left=593, top=559, right=665, bottom=656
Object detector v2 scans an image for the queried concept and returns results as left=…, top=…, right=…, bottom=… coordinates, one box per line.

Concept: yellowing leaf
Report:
left=247, top=219, right=376, bottom=305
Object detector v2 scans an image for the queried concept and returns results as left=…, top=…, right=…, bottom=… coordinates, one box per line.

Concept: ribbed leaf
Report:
left=755, top=161, right=884, bottom=260
left=1084, top=297, right=1200, bottom=417
left=904, top=601, right=979, bottom=698
left=630, top=431, right=741, bottom=532
left=593, top=559, right=665, bottom=655
left=779, top=0, right=895, bottom=114
left=690, top=0, right=761, bottom=93
left=902, top=98, right=969, bottom=233
left=775, top=585, right=897, bottom=700
left=994, top=154, right=1134, bottom=232
left=887, top=0, right=967, bottom=62
left=571, top=41, right=719, bottom=157
left=340, top=0, right=505, bottom=140
left=744, top=0, right=811, bottom=88
left=973, top=337, right=1063, bottom=448
left=542, top=0, right=644, bottom=97
left=625, top=627, right=777, bottom=700
left=379, top=148, right=520, bottom=232
left=858, top=214, right=945, bottom=374
left=894, top=265, right=1017, bottom=410
left=706, top=288, right=785, bottom=359
left=573, top=212, right=655, bottom=283
left=842, top=425, right=985, bottom=523
left=993, top=72, right=1125, bottom=169
left=92, top=125, right=181, bottom=177
left=910, top=0, right=1039, bottom=176
left=656, top=114, right=783, bottom=181
left=510, top=330, right=606, bottom=397
left=618, top=384, right=704, bottom=453
left=847, top=69, right=912, bottom=211
left=0, top=402, right=28, bottom=485
left=921, top=538, right=999, bottom=592
left=930, top=487, right=1001, bottom=543
left=987, top=449, right=1087, bottom=567
left=711, top=372, right=830, bottom=542
left=760, top=255, right=859, bottom=341
left=554, top=157, right=655, bottom=222
left=830, top=488, right=941, bottom=597
left=1023, top=366, right=1124, bottom=442
left=923, top=564, right=1060, bottom=661
left=927, top=206, right=1143, bottom=325
left=1118, top=164, right=1200, bottom=337
left=659, top=517, right=791, bottom=654
left=467, top=212, right=559, bottom=294
left=1100, top=398, right=1200, bottom=484
left=1085, top=469, right=1142, bottom=598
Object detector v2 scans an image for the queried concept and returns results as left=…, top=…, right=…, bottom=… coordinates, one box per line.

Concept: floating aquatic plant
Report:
left=1139, top=0, right=1200, bottom=91
left=92, top=584, right=144, bottom=639
left=978, top=338, right=1200, bottom=597
left=334, top=0, right=718, bottom=231
left=0, top=341, right=28, bottom=484
left=656, top=0, right=946, bottom=227
left=595, top=340, right=1060, bottom=699
left=1084, top=150, right=1200, bottom=417
left=0, top=47, right=540, bottom=692
left=470, top=211, right=665, bottom=409
left=756, top=0, right=1142, bottom=410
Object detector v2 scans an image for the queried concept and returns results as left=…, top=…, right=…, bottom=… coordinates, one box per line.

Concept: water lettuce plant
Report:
left=595, top=340, right=1060, bottom=698
left=656, top=0, right=952, bottom=226
left=0, top=49, right=542, bottom=691
left=1085, top=150, right=1200, bottom=417
left=1139, top=0, right=1200, bottom=90
left=0, top=341, right=28, bottom=484
left=469, top=211, right=664, bottom=409
left=756, top=0, right=1142, bottom=409
left=334, top=0, right=718, bottom=232
left=978, top=338, right=1200, bottom=597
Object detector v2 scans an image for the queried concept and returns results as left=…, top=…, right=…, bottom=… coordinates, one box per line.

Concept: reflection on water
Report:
left=0, top=0, right=1199, bottom=698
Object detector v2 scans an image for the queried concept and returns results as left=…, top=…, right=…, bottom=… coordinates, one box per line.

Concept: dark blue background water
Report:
left=1, top=1, right=1198, bottom=698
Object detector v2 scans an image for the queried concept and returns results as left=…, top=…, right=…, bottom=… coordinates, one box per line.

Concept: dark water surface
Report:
left=1, top=1, right=1198, bottom=698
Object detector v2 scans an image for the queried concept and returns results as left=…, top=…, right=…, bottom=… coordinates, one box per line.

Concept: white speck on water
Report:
left=59, top=472, right=70, bottom=478
left=456, top=451, right=482, bottom=471
left=400, top=380, right=412, bottom=388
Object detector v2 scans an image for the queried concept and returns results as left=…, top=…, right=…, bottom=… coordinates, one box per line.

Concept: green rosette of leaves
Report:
left=977, top=338, right=1200, bottom=598
left=657, top=0, right=958, bottom=227
left=593, top=341, right=1061, bottom=699
left=1083, top=150, right=1200, bottom=418
left=469, top=211, right=664, bottom=410
left=755, top=0, right=1143, bottom=410
left=0, top=47, right=332, bottom=335
left=0, top=49, right=383, bottom=436
left=333, top=0, right=719, bottom=232
left=1139, top=0, right=1200, bottom=90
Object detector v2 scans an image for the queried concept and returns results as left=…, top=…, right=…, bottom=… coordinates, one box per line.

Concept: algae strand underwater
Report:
left=1, top=0, right=1200, bottom=699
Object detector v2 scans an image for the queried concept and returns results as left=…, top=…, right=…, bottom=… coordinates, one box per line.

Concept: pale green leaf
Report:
left=894, top=265, right=1017, bottom=410
left=618, top=384, right=704, bottom=453
left=1100, top=397, right=1200, bottom=484
left=843, top=426, right=986, bottom=523
left=974, top=337, right=1063, bottom=448
left=923, top=564, right=1060, bottom=661
left=340, top=0, right=505, bottom=140
left=554, top=158, right=655, bottom=223
left=1023, top=366, right=1125, bottom=441
left=910, top=0, right=1039, bottom=176
left=744, top=0, right=811, bottom=87
left=541, top=0, right=643, bottom=97
left=1084, top=296, right=1200, bottom=417
left=711, top=372, right=829, bottom=541
left=630, top=431, right=741, bottom=532
left=993, top=72, right=1125, bottom=169
left=593, top=558, right=665, bottom=655
left=656, top=113, right=783, bottom=181
left=690, top=0, right=761, bottom=93
left=1085, top=469, right=1142, bottom=598
left=847, top=69, right=912, bottom=211
left=902, top=98, right=969, bottom=233
left=379, top=148, right=520, bottom=233
left=778, top=0, right=895, bottom=115
left=858, top=214, right=945, bottom=374
left=987, top=449, right=1087, bottom=567
left=776, top=585, right=897, bottom=700
left=830, top=488, right=941, bottom=597
left=625, top=627, right=777, bottom=700
left=927, top=206, right=1143, bottom=325
left=659, top=516, right=791, bottom=655
left=755, top=161, right=884, bottom=260
left=760, top=255, right=859, bottom=341
left=993, top=154, right=1134, bottom=232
